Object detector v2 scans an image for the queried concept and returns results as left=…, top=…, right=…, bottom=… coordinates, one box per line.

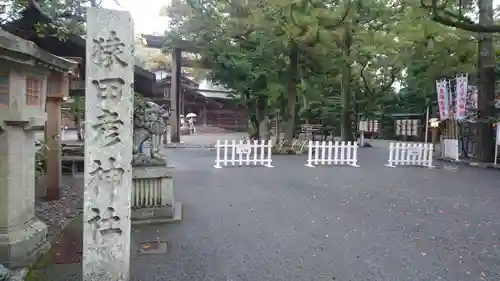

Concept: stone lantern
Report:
left=161, top=106, right=170, bottom=144
left=0, top=28, right=77, bottom=269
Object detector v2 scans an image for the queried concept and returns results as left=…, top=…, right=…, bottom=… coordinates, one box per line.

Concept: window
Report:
left=0, top=3, right=6, bottom=15
left=26, top=77, right=42, bottom=106
left=0, top=72, right=8, bottom=107
left=47, top=79, right=60, bottom=96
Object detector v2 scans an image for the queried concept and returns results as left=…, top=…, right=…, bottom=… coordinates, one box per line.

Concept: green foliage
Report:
left=62, top=97, right=85, bottom=140
left=62, top=96, right=84, bottom=118
left=159, top=0, right=481, bottom=138
left=35, top=141, right=48, bottom=180
left=2, top=0, right=101, bottom=36
left=0, top=0, right=486, bottom=138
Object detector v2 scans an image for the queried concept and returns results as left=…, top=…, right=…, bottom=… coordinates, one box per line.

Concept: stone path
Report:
left=130, top=146, right=500, bottom=281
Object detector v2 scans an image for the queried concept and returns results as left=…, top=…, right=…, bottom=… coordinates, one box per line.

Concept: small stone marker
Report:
left=139, top=241, right=169, bottom=255
left=83, top=8, right=134, bottom=281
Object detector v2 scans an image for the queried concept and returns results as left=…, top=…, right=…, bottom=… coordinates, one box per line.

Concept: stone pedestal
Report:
left=0, top=71, right=47, bottom=269
left=0, top=127, right=50, bottom=268
left=131, top=166, right=182, bottom=224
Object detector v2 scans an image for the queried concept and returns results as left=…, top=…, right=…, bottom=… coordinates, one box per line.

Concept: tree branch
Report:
left=360, top=62, right=398, bottom=99
left=360, top=62, right=373, bottom=96
left=321, top=2, right=351, bottom=30
left=231, top=28, right=256, bottom=42
left=379, top=68, right=397, bottom=93
left=421, top=0, right=500, bottom=33
left=289, top=3, right=309, bottom=38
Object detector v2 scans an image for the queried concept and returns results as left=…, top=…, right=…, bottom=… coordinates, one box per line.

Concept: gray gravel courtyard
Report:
left=130, top=145, right=500, bottom=281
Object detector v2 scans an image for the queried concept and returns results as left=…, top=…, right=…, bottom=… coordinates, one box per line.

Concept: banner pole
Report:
left=424, top=105, right=430, bottom=144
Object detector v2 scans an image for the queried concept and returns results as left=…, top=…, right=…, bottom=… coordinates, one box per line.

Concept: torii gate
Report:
left=168, top=41, right=211, bottom=142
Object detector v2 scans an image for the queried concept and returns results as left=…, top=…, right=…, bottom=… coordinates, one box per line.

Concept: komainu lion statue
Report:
left=132, top=101, right=167, bottom=166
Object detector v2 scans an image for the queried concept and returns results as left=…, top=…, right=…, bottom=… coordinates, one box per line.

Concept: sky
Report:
left=103, top=0, right=168, bottom=34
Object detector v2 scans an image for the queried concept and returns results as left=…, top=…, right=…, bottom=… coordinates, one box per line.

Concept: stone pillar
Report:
left=0, top=126, right=50, bottom=268
left=44, top=72, right=69, bottom=200
left=170, top=48, right=181, bottom=143
left=83, top=8, right=134, bottom=281
left=0, top=70, right=50, bottom=268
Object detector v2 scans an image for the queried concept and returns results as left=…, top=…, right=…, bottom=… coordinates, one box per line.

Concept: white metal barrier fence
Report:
left=386, top=142, right=434, bottom=168
left=214, top=140, right=273, bottom=168
left=441, top=138, right=459, bottom=160
left=305, top=141, right=359, bottom=168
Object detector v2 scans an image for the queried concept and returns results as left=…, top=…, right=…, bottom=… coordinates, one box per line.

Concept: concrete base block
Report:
left=9, top=268, right=29, bottom=281
left=131, top=165, right=182, bottom=225
left=0, top=219, right=50, bottom=269
left=132, top=202, right=183, bottom=225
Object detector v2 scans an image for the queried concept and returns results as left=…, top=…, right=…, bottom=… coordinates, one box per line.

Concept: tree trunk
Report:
left=258, top=117, right=270, bottom=140
left=340, top=24, right=354, bottom=141
left=256, top=95, right=269, bottom=140
left=476, top=0, right=495, bottom=162
left=249, top=114, right=259, bottom=139
left=275, top=110, right=281, bottom=143
left=283, top=45, right=299, bottom=142
left=245, top=95, right=259, bottom=139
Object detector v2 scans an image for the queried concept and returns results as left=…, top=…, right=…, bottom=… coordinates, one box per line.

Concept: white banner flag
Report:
left=436, top=80, right=449, bottom=120
left=456, top=74, right=468, bottom=120
left=496, top=123, right=500, bottom=145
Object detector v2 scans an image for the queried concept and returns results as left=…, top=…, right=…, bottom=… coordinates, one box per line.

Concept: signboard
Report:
left=359, top=121, right=368, bottom=131
left=407, top=148, right=421, bottom=157
left=396, top=119, right=419, bottom=136
left=359, top=120, right=379, bottom=133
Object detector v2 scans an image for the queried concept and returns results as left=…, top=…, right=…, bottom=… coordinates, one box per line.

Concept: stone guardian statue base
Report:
left=131, top=101, right=182, bottom=224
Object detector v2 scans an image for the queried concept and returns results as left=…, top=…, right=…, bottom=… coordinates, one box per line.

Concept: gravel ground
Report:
left=129, top=146, right=500, bottom=281
left=35, top=177, right=83, bottom=239
left=31, top=136, right=500, bottom=281
left=32, top=131, right=242, bottom=240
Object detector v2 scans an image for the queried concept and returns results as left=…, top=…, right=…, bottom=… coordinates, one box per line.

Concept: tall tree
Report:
left=421, top=0, right=498, bottom=162
left=162, top=0, right=482, bottom=143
